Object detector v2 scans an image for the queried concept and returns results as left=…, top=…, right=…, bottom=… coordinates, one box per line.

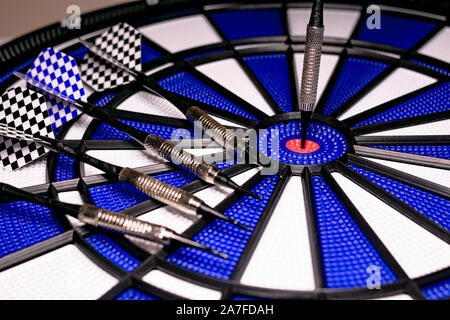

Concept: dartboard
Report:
left=0, top=0, right=449, bottom=301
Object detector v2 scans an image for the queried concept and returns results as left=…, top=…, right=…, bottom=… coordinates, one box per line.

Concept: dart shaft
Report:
left=76, top=100, right=149, bottom=143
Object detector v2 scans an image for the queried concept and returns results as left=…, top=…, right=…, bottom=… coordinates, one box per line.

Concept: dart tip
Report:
left=300, top=137, right=306, bottom=149
left=237, top=186, right=262, bottom=201
left=225, top=215, right=252, bottom=232
left=215, top=172, right=262, bottom=201
left=210, top=249, right=229, bottom=259
left=300, top=110, right=312, bottom=149
left=198, top=203, right=251, bottom=231
left=171, top=233, right=229, bottom=259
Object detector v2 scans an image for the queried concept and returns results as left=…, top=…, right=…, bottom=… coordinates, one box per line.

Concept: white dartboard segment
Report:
left=332, top=172, right=450, bottom=279
left=418, top=27, right=450, bottom=64
left=288, top=8, right=361, bottom=39
left=83, top=149, right=163, bottom=176
left=0, top=245, right=118, bottom=300
left=361, top=157, right=450, bottom=189
left=374, top=294, right=413, bottom=300
left=339, top=68, right=436, bottom=120
left=143, top=270, right=222, bottom=300
left=63, top=114, right=94, bottom=140
left=362, top=118, right=450, bottom=136
left=0, top=158, right=48, bottom=188
left=117, top=91, right=185, bottom=119
left=196, top=58, right=274, bottom=116
left=139, top=14, right=222, bottom=53
left=240, top=176, right=315, bottom=290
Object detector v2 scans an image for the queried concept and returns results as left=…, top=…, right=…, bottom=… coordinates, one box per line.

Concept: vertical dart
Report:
left=299, top=0, right=324, bottom=148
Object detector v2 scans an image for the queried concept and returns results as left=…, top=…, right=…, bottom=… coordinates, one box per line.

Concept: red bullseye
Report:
left=285, top=139, right=320, bottom=153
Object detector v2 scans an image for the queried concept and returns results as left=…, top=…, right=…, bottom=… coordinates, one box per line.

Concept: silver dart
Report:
left=186, top=106, right=280, bottom=177
left=78, top=204, right=229, bottom=259
left=0, top=182, right=228, bottom=258
left=299, top=0, right=324, bottom=148
left=144, top=134, right=262, bottom=200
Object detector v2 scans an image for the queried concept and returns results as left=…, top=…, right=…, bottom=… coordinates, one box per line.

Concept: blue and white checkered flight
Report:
left=26, top=47, right=86, bottom=130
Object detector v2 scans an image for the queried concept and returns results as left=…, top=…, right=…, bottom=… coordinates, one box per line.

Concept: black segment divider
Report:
left=347, top=154, right=450, bottom=199
left=301, top=167, right=325, bottom=289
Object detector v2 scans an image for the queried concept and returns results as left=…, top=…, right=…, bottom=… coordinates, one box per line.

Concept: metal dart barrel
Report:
left=78, top=203, right=228, bottom=258
left=299, top=0, right=324, bottom=148
left=186, top=107, right=248, bottom=155
left=118, top=167, right=251, bottom=231
left=144, top=134, right=262, bottom=200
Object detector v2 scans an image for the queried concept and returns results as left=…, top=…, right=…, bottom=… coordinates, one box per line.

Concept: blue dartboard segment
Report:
left=0, top=201, right=64, bottom=258
left=211, top=9, right=284, bottom=41
left=158, top=71, right=258, bottom=120
left=244, top=54, right=294, bottom=113
left=356, top=13, right=436, bottom=50
left=422, top=278, right=450, bottom=300
left=86, top=233, right=141, bottom=272
left=354, top=82, right=449, bottom=127
left=92, top=120, right=193, bottom=140
left=115, top=288, right=159, bottom=300
left=312, top=176, right=397, bottom=288
left=321, top=57, right=389, bottom=115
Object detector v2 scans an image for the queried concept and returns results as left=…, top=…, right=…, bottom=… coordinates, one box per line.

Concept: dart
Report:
left=76, top=24, right=190, bottom=109
left=299, top=0, right=324, bottom=148
left=186, top=106, right=281, bottom=177
left=144, top=134, right=262, bottom=200
left=0, top=90, right=250, bottom=231
left=0, top=182, right=228, bottom=259
left=15, top=47, right=260, bottom=201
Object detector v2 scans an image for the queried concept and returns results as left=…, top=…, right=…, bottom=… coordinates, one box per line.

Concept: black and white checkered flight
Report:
left=0, top=87, right=55, bottom=170
left=81, top=22, right=142, bottom=91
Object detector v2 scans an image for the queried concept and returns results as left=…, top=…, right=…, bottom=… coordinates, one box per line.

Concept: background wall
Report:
left=0, top=0, right=135, bottom=45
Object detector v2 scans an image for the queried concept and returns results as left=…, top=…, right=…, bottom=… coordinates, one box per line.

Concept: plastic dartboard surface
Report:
left=0, top=0, right=449, bottom=300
